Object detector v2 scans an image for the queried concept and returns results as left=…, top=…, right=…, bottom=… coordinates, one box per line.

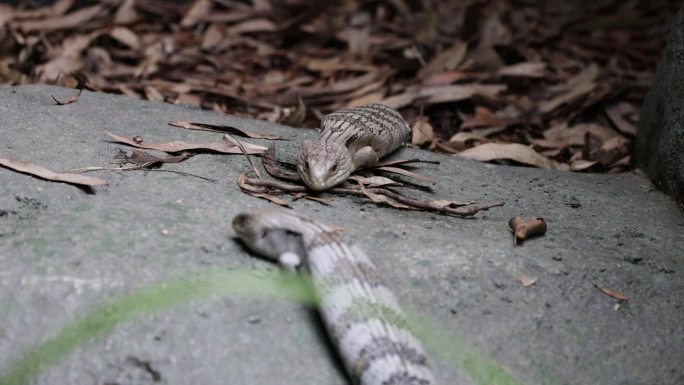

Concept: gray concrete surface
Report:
left=637, top=5, right=684, bottom=204
left=0, top=85, right=683, bottom=385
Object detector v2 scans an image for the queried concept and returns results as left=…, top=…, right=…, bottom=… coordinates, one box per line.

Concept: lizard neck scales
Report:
left=297, top=104, right=411, bottom=191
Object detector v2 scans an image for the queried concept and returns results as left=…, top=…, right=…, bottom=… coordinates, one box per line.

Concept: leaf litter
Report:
left=0, top=0, right=676, bottom=174
left=237, top=143, right=502, bottom=217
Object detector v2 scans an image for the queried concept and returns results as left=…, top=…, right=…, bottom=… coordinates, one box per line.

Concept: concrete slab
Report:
left=0, top=85, right=682, bottom=385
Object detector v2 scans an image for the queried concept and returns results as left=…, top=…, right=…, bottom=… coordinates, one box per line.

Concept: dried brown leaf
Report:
left=539, top=64, right=599, bottom=114
left=357, top=181, right=412, bottom=209
left=106, top=132, right=266, bottom=154
left=418, top=41, right=468, bottom=78
left=411, top=117, right=434, bottom=146
left=378, top=91, right=419, bottom=110
left=597, top=286, right=629, bottom=301
left=121, top=150, right=193, bottom=167
left=12, top=0, right=73, bottom=19
left=16, top=4, right=104, bottom=32
left=375, top=166, right=435, bottom=182
left=459, top=143, right=567, bottom=170
left=237, top=172, right=291, bottom=207
left=227, top=18, right=277, bottom=35
left=114, top=0, right=137, bottom=24
left=169, top=121, right=285, bottom=140
left=544, top=123, right=619, bottom=146
left=0, top=158, right=107, bottom=187
left=0, top=5, right=13, bottom=28
left=144, top=86, right=164, bottom=102
left=180, top=0, right=213, bottom=27
left=605, top=102, right=638, bottom=137
left=422, top=71, right=475, bottom=86
left=202, top=23, right=225, bottom=50
left=38, top=33, right=98, bottom=80
left=497, top=62, right=547, bottom=78
left=418, top=84, right=506, bottom=105
left=110, top=27, right=140, bottom=50
left=303, top=57, right=375, bottom=73
left=461, top=106, right=514, bottom=129
left=587, top=136, right=631, bottom=167
left=376, top=158, right=440, bottom=167
left=348, top=175, right=403, bottom=188
left=570, top=159, right=597, bottom=171
left=52, top=87, right=82, bottom=105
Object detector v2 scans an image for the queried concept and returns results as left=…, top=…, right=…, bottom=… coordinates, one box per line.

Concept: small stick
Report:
left=227, top=133, right=261, bottom=179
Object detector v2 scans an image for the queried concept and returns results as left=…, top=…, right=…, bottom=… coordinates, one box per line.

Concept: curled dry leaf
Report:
left=106, top=132, right=266, bottom=155
left=280, top=97, right=307, bottom=127
left=0, top=157, right=108, bottom=187
left=169, top=120, right=285, bottom=140
left=459, top=143, right=567, bottom=170
left=508, top=216, right=547, bottom=245
left=261, top=143, right=301, bottom=182
left=570, top=159, right=597, bottom=171
left=237, top=172, right=291, bottom=208
left=51, top=87, right=83, bottom=105
left=605, top=102, right=638, bottom=137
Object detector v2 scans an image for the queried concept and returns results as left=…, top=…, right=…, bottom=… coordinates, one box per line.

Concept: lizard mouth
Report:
left=301, top=169, right=350, bottom=191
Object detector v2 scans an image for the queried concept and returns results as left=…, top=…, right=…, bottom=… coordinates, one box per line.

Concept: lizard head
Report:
left=297, top=139, right=353, bottom=191
left=232, top=209, right=306, bottom=261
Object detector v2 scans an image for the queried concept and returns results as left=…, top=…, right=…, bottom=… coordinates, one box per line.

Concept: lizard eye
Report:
left=331, top=163, right=338, bottom=172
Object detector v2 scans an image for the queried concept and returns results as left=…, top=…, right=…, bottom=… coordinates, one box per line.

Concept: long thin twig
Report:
left=227, top=133, right=262, bottom=179
left=66, top=166, right=216, bottom=182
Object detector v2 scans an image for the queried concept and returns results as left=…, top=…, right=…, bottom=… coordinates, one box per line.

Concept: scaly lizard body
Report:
left=232, top=208, right=435, bottom=385
left=297, top=104, right=411, bottom=190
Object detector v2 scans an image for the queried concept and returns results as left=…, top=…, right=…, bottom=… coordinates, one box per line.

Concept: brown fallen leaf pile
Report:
left=0, top=1, right=678, bottom=173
